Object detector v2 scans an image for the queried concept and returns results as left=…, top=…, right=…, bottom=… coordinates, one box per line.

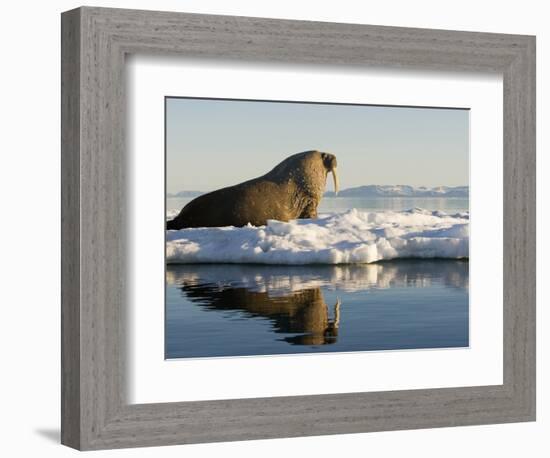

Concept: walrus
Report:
left=167, top=150, right=339, bottom=229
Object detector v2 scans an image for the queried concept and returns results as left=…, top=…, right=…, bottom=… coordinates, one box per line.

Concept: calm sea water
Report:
left=167, top=196, right=469, bottom=214
left=166, top=196, right=469, bottom=359
left=166, top=261, right=469, bottom=358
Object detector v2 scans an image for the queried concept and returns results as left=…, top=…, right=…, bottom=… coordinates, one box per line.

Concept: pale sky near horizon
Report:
left=166, top=97, right=469, bottom=194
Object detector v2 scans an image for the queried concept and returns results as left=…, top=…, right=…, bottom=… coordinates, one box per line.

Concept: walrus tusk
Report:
left=331, top=166, right=339, bottom=195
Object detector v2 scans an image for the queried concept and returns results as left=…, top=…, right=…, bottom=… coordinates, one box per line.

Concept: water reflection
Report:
left=167, top=261, right=468, bottom=347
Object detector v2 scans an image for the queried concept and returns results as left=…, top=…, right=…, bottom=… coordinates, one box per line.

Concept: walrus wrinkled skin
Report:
left=167, top=150, right=339, bottom=229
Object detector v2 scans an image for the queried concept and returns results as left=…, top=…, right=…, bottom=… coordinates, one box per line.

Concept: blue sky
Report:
left=166, top=97, right=469, bottom=193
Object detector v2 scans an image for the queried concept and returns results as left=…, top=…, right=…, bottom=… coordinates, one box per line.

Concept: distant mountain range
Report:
left=168, top=185, right=469, bottom=199
left=324, top=185, right=469, bottom=198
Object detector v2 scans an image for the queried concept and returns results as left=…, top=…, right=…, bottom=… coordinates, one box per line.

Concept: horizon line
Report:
left=168, top=184, right=470, bottom=194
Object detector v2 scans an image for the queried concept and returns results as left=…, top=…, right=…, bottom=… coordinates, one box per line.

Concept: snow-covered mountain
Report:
left=168, top=185, right=469, bottom=199
left=325, top=185, right=469, bottom=198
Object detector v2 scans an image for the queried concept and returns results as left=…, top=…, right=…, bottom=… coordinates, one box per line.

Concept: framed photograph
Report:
left=61, top=6, right=535, bottom=450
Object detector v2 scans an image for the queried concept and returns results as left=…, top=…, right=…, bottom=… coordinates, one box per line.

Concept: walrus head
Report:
left=320, top=152, right=339, bottom=195
left=271, top=150, right=339, bottom=198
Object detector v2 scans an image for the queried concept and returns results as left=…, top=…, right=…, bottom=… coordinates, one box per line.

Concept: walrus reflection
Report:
left=178, top=282, right=341, bottom=346
left=282, top=297, right=340, bottom=346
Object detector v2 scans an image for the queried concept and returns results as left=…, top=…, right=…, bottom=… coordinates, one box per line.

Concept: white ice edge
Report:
left=166, top=208, right=469, bottom=265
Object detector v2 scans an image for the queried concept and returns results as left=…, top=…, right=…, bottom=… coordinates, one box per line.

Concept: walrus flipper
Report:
left=299, top=202, right=318, bottom=219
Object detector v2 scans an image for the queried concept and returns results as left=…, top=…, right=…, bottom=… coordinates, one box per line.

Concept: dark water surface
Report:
left=167, top=196, right=469, bottom=215
left=166, top=260, right=469, bottom=359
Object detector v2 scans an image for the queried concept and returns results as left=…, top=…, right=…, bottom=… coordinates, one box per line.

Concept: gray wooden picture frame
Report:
left=61, top=6, right=536, bottom=451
